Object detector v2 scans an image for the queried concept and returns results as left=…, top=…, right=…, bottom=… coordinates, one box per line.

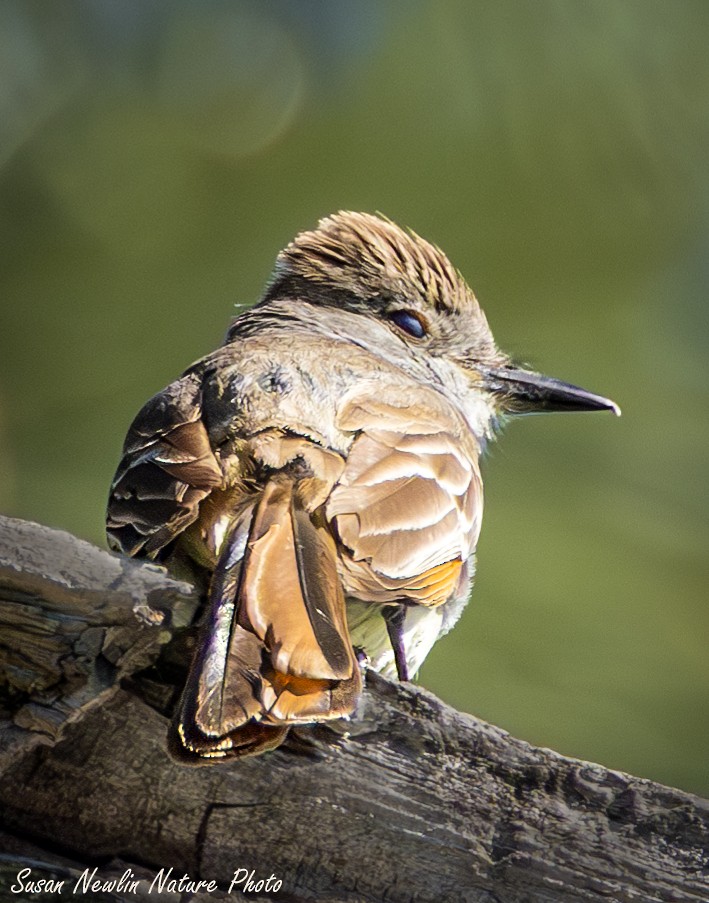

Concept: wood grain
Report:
left=0, top=515, right=706, bottom=902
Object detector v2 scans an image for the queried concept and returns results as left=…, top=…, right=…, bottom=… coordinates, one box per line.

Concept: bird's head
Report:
left=260, top=211, right=620, bottom=429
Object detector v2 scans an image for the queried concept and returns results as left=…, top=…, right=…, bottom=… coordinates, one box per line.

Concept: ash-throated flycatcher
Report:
left=107, top=212, right=619, bottom=761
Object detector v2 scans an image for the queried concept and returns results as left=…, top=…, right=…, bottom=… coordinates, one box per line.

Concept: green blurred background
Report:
left=1, top=1, right=707, bottom=796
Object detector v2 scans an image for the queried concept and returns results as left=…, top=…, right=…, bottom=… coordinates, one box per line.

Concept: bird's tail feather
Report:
left=169, top=478, right=360, bottom=762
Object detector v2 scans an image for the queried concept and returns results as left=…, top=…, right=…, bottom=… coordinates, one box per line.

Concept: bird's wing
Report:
left=106, top=371, right=224, bottom=559
left=328, top=382, right=483, bottom=607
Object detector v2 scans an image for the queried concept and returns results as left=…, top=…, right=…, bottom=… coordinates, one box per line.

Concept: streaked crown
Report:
left=266, top=211, right=483, bottom=316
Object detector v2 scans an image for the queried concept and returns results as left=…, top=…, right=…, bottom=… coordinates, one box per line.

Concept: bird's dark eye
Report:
left=388, top=309, right=427, bottom=338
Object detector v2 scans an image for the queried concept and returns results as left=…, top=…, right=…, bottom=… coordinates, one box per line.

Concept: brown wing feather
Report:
left=328, top=386, right=483, bottom=607
left=106, top=372, right=223, bottom=558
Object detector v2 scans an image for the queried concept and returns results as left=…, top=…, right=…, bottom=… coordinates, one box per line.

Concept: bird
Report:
left=106, top=211, right=619, bottom=762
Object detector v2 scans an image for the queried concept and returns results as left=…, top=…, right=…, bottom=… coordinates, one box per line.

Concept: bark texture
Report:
left=0, top=515, right=707, bottom=902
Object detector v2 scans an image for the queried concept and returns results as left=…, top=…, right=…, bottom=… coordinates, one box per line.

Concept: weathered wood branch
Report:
left=0, top=515, right=707, bottom=902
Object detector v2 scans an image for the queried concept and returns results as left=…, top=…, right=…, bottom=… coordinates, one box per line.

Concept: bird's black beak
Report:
left=481, top=366, right=621, bottom=416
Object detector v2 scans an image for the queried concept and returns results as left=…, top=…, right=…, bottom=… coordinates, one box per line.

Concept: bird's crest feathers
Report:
left=270, top=211, right=481, bottom=315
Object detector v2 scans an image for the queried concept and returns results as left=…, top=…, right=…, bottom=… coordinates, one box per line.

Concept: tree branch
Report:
left=0, top=515, right=707, bottom=902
